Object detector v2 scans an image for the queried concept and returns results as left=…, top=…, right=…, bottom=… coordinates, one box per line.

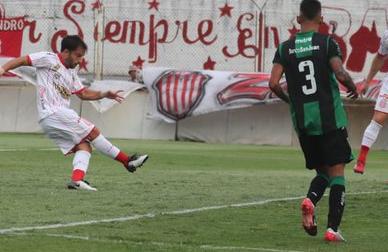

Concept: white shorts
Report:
left=375, top=75, right=388, bottom=113
left=39, top=107, right=95, bottom=155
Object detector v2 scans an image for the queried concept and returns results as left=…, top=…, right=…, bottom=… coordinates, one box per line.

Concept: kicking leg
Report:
left=87, top=127, right=148, bottom=172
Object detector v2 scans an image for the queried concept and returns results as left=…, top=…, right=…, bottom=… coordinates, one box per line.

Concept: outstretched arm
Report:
left=364, top=54, right=386, bottom=89
left=364, top=30, right=388, bottom=91
left=0, top=56, right=30, bottom=76
left=329, top=56, right=358, bottom=99
left=76, top=89, right=124, bottom=103
left=269, top=63, right=289, bottom=103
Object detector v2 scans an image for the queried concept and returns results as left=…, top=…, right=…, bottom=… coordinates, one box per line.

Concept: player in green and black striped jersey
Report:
left=274, top=31, right=349, bottom=135
left=269, top=0, right=359, bottom=242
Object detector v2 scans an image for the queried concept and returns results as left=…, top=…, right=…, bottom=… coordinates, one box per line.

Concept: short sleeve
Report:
left=378, top=30, right=388, bottom=57
left=273, top=45, right=285, bottom=66
left=71, top=71, right=85, bottom=94
left=327, top=37, right=342, bottom=60
left=27, top=52, right=54, bottom=68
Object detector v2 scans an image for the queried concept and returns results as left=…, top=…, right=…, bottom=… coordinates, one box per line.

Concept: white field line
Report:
left=44, top=233, right=91, bottom=241
left=0, top=214, right=156, bottom=234
left=15, top=232, right=303, bottom=252
left=1, top=190, right=387, bottom=235
left=0, top=148, right=58, bottom=152
left=200, top=245, right=303, bottom=252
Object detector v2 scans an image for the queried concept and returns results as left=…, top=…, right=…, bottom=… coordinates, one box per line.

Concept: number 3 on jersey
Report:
left=298, top=60, right=317, bottom=95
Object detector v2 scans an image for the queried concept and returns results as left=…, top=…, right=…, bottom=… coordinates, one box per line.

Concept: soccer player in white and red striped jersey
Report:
left=354, top=29, right=388, bottom=175
left=0, top=35, right=148, bottom=191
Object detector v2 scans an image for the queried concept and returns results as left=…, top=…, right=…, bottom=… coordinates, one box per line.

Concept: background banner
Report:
left=143, top=67, right=380, bottom=122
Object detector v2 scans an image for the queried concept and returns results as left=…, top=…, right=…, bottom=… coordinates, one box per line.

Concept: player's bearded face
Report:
left=66, top=47, right=86, bottom=69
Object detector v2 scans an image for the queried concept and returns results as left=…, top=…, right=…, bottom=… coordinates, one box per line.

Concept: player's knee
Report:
left=328, top=164, right=345, bottom=177
left=88, top=127, right=101, bottom=141
left=74, top=142, right=92, bottom=153
left=372, top=112, right=387, bottom=125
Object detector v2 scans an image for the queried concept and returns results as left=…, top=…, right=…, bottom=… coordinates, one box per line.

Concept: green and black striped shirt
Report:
left=273, top=31, right=347, bottom=136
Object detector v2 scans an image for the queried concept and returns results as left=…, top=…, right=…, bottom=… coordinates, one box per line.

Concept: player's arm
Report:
left=76, top=88, right=124, bottom=103
left=270, top=44, right=289, bottom=103
left=0, top=56, right=30, bottom=76
left=269, top=63, right=289, bottom=103
left=364, top=54, right=386, bottom=89
left=329, top=56, right=358, bottom=99
left=364, top=30, right=388, bottom=91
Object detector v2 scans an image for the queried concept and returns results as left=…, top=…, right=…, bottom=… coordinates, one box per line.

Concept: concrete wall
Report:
left=0, top=81, right=175, bottom=140
left=178, top=104, right=292, bottom=146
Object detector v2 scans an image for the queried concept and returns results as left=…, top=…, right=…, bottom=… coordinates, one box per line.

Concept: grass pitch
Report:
left=0, top=133, right=388, bottom=252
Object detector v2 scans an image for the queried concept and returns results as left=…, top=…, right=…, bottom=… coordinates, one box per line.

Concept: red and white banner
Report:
left=143, top=67, right=382, bottom=122
left=143, top=67, right=286, bottom=122
left=0, top=3, right=25, bottom=57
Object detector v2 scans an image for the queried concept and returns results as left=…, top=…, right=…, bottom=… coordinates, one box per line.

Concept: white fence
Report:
left=1, top=0, right=387, bottom=77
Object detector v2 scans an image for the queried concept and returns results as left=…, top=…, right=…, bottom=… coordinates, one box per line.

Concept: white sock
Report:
left=72, top=150, right=91, bottom=181
left=361, top=120, right=383, bottom=148
left=90, top=134, right=120, bottom=159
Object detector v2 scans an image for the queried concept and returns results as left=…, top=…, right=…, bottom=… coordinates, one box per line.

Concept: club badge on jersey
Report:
left=50, top=64, right=61, bottom=72
left=53, top=81, right=71, bottom=99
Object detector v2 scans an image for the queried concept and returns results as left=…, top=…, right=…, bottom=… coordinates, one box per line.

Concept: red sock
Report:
left=358, top=145, right=370, bottom=162
left=72, top=169, right=85, bottom=181
left=115, top=151, right=129, bottom=166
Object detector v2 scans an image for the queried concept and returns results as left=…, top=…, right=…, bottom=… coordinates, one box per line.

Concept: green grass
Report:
left=1, top=133, right=388, bottom=251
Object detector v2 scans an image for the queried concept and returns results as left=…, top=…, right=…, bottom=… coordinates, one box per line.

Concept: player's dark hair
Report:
left=300, top=0, right=321, bottom=21
left=60, top=35, right=87, bottom=52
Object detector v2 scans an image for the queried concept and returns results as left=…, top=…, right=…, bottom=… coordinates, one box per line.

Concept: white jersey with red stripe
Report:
left=378, top=29, right=388, bottom=57
left=27, top=52, right=85, bottom=120
left=374, top=29, right=388, bottom=113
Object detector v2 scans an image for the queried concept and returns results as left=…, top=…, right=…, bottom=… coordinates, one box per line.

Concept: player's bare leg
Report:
left=354, top=111, right=386, bottom=174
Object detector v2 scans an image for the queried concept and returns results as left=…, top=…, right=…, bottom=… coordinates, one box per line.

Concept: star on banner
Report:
left=91, top=0, right=103, bottom=11
left=219, top=3, right=233, bottom=17
left=148, top=0, right=160, bottom=11
left=203, top=57, right=216, bottom=70
left=132, top=56, right=145, bottom=69
left=288, top=25, right=299, bottom=37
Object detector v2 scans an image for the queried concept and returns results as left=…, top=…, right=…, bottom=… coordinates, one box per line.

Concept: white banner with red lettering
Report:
left=1, top=0, right=388, bottom=77
left=143, top=67, right=382, bottom=123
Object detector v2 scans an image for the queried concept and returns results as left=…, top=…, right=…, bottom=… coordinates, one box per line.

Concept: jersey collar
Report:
left=297, top=31, right=315, bottom=36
